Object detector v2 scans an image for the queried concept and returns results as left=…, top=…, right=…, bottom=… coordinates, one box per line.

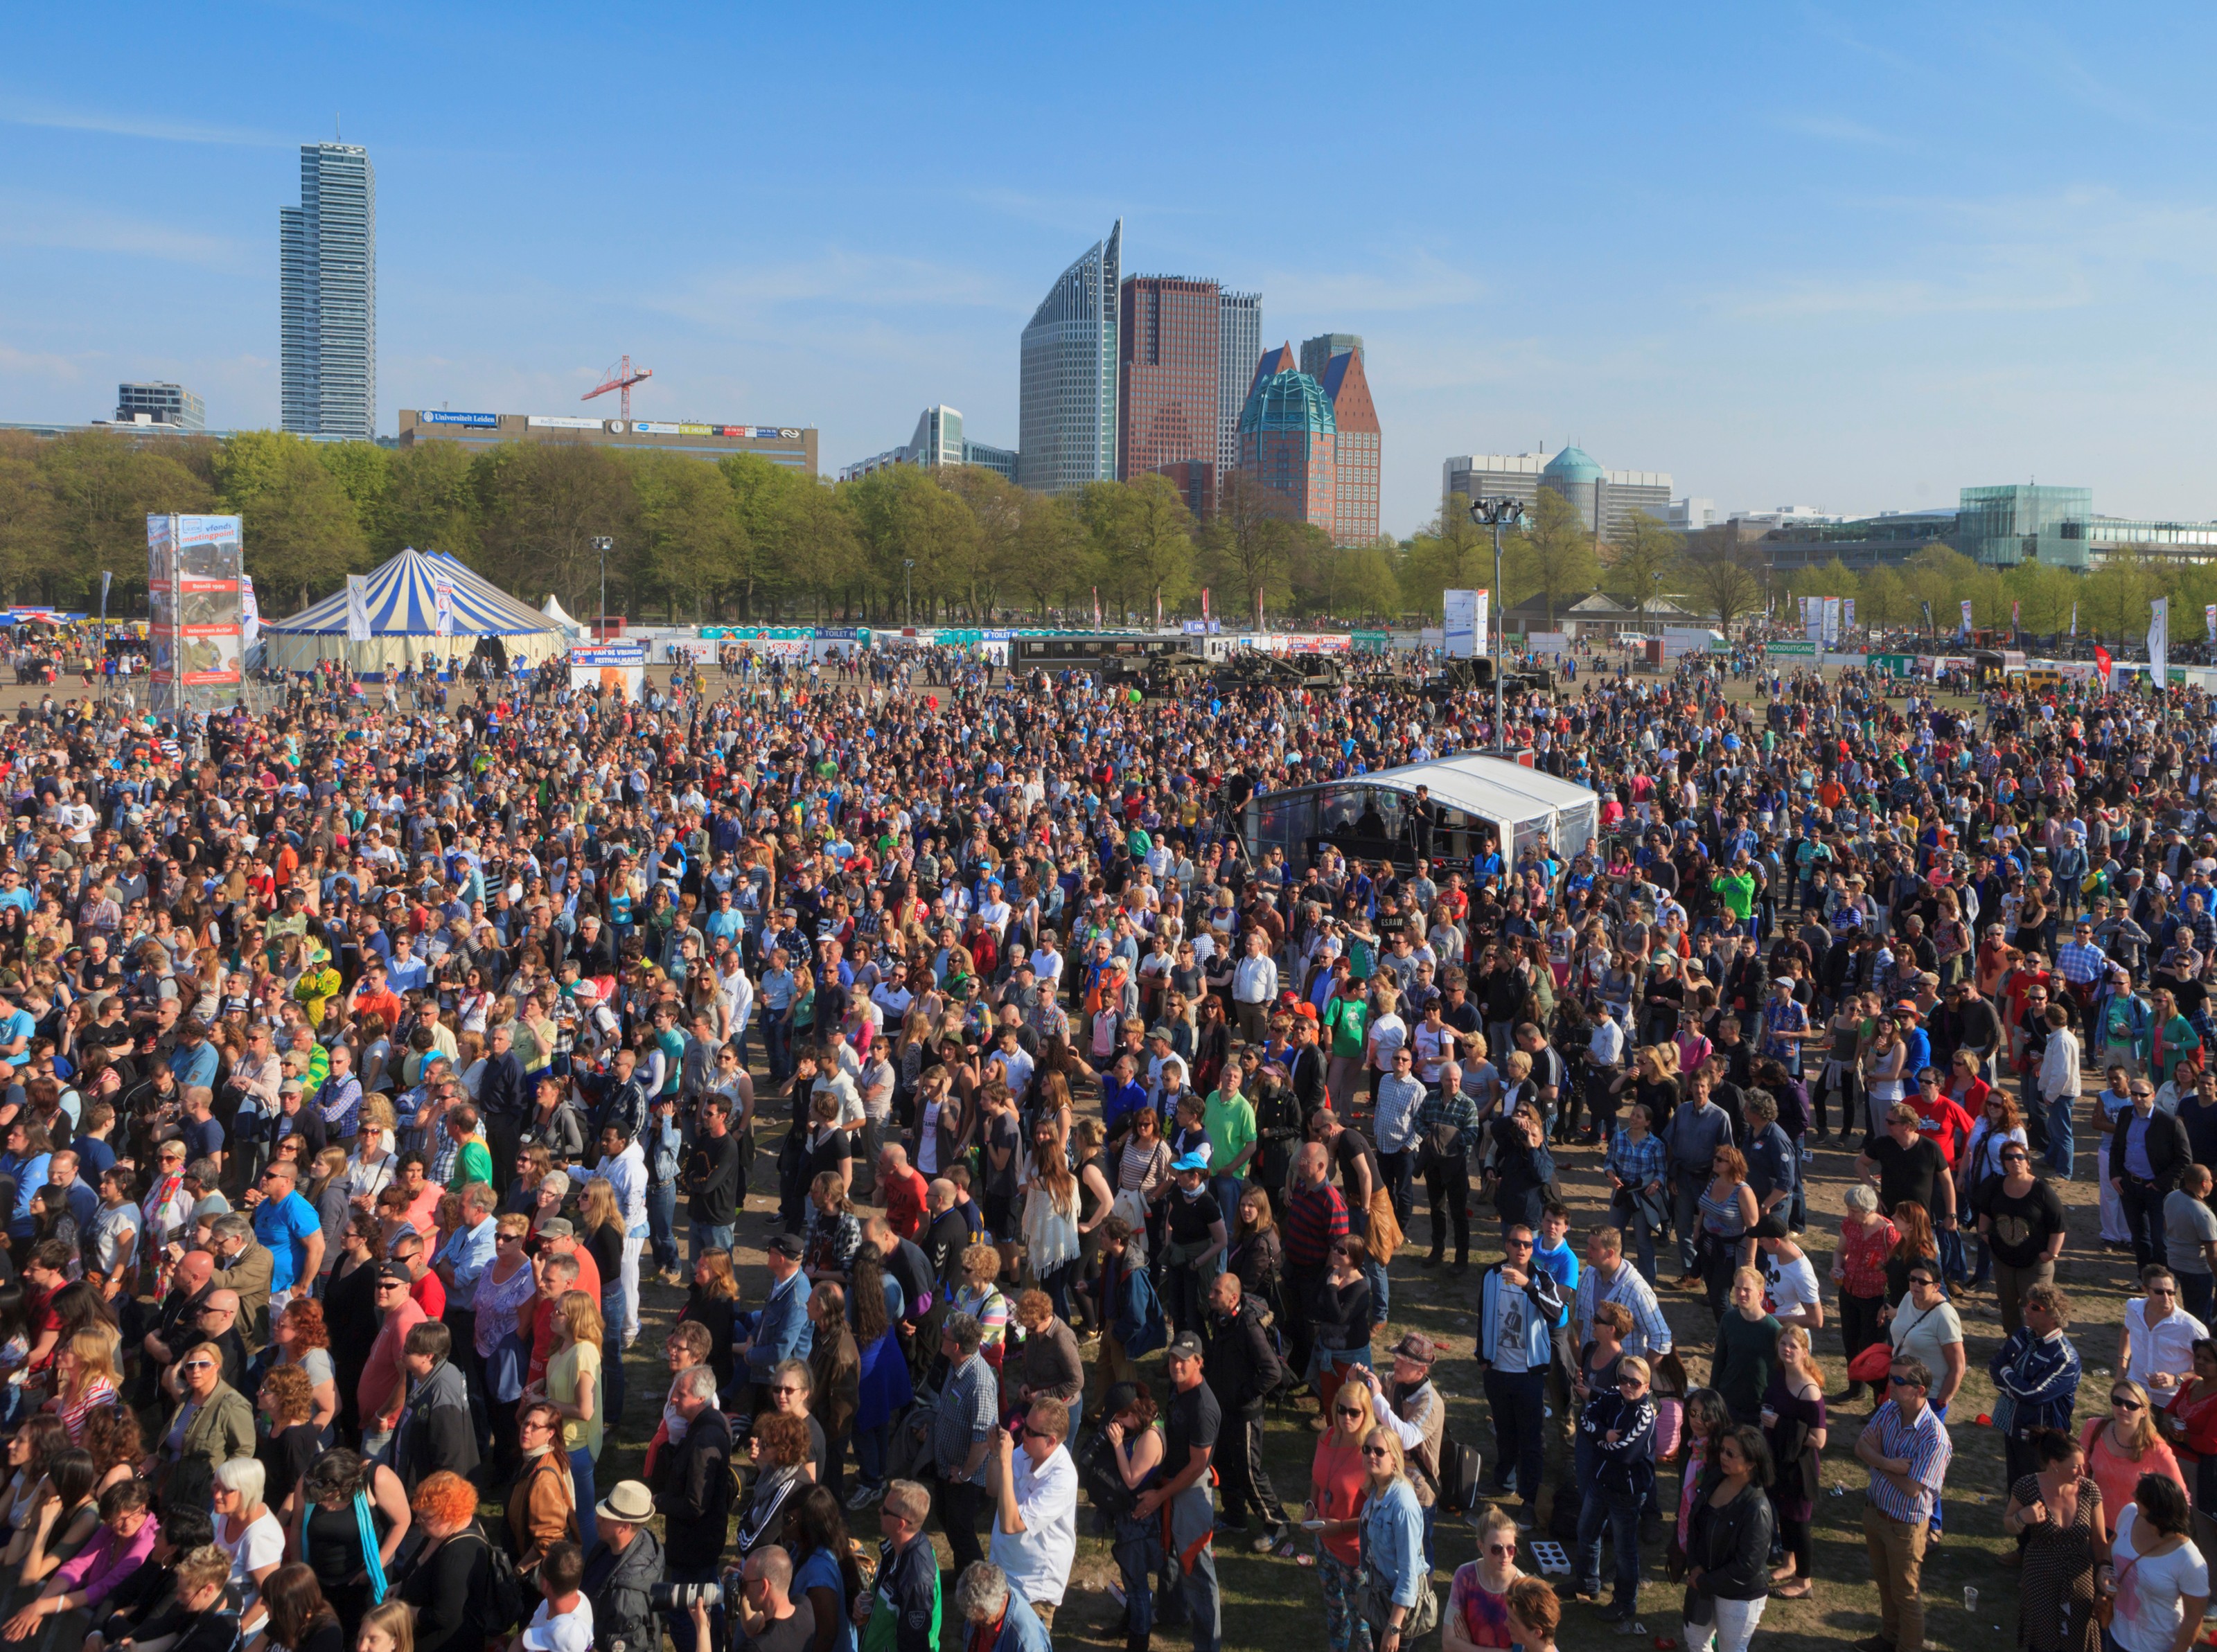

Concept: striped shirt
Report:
left=1284, top=1182, right=1349, bottom=1269
left=1862, top=1398, right=1953, bottom=1523
left=1573, top=1261, right=1673, bottom=1360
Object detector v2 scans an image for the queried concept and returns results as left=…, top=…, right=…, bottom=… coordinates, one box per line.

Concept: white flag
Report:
left=433, top=576, right=455, bottom=639
left=2150, top=596, right=2169, bottom=686
left=344, top=574, right=372, bottom=642
left=2070, top=602, right=2077, bottom=639
left=240, top=576, right=260, bottom=650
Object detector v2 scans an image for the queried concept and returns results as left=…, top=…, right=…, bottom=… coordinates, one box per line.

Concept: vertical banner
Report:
left=2070, top=602, right=2078, bottom=639
left=2095, top=643, right=2114, bottom=687
left=147, top=514, right=243, bottom=714
left=1091, top=587, right=1101, bottom=629
left=1154, top=592, right=1163, bottom=630
left=2204, top=603, right=2214, bottom=643
left=1959, top=598, right=1974, bottom=637
left=432, top=575, right=456, bottom=639
left=240, top=576, right=260, bottom=650
left=1442, top=589, right=1481, bottom=659
left=1842, top=597, right=1855, bottom=632
left=345, top=575, right=373, bottom=643
left=1821, top=596, right=1841, bottom=645
left=1201, top=588, right=1210, bottom=623
left=2011, top=598, right=2021, bottom=631
left=2149, top=596, right=2169, bottom=687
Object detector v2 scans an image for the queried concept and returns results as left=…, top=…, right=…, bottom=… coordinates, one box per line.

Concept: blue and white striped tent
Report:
left=264, top=548, right=566, bottom=675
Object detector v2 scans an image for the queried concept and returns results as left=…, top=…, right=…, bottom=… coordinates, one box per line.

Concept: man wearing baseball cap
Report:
left=1160, top=1151, right=1224, bottom=1339
left=1133, top=1333, right=1220, bottom=1652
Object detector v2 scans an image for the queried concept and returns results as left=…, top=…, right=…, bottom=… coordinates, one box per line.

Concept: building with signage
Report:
left=116, top=382, right=205, bottom=432
left=1239, top=345, right=1337, bottom=540
left=281, top=143, right=377, bottom=440
left=838, top=406, right=1016, bottom=482
left=397, top=409, right=817, bottom=472
left=1018, top=219, right=1122, bottom=495
left=1440, top=447, right=1674, bottom=541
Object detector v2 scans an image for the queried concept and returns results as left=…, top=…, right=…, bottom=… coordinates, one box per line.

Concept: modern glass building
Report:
left=1239, top=346, right=1337, bottom=538
left=1218, top=292, right=1262, bottom=486
left=1957, top=483, right=2094, bottom=569
left=114, top=382, right=204, bottom=431
left=281, top=143, right=377, bottom=441
left=1018, top=220, right=1121, bottom=495
left=838, top=406, right=1014, bottom=482
left=1299, top=333, right=1363, bottom=379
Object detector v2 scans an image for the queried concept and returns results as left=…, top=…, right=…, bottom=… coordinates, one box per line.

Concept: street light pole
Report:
left=591, top=537, right=613, bottom=640
left=1467, top=496, right=1528, bottom=750
left=903, top=559, right=915, bottom=628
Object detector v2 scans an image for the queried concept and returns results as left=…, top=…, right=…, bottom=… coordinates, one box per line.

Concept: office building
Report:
left=1218, top=292, right=1261, bottom=486
left=399, top=409, right=815, bottom=473
left=838, top=405, right=1014, bottom=482
left=1668, top=497, right=1718, bottom=531
left=1239, top=345, right=1336, bottom=539
left=1018, top=220, right=1121, bottom=495
left=281, top=143, right=377, bottom=440
left=114, top=382, right=204, bottom=432
left=1957, top=483, right=2092, bottom=569
left=1299, top=333, right=1363, bottom=379
left=1311, top=344, right=1379, bottom=546
left=1440, top=446, right=1673, bottom=541
left=1118, top=276, right=1220, bottom=499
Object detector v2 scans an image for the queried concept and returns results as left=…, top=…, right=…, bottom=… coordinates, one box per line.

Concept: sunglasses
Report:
left=1361, top=1446, right=1393, bottom=1459
left=1485, top=1542, right=1517, bottom=1556
left=1335, top=1405, right=1367, bottom=1419
left=180, top=1360, right=214, bottom=1373
left=2114, top=1395, right=2144, bottom=1410
left=1888, top=1374, right=1925, bottom=1388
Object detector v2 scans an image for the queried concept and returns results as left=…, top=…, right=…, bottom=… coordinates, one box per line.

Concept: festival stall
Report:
left=263, top=549, right=568, bottom=677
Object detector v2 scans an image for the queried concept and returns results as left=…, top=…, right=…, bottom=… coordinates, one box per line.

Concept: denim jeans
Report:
left=690, top=1221, right=734, bottom=1264
left=1377, top=1148, right=1415, bottom=1231
left=600, top=1286, right=626, bottom=1436
left=569, top=1444, right=600, bottom=1552
left=854, top=1421, right=890, bottom=1487
left=646, top=1181, right=679, bottom=1273
left=2045, top=1088, right=2076, bottom=1181
left=1574, top=1482, right=1644, bottom=1610
left=763, top=1011, right=793, bottom=1084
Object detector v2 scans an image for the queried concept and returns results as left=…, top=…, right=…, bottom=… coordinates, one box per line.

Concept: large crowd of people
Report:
left=0, top=640, right=2205, bottom=1652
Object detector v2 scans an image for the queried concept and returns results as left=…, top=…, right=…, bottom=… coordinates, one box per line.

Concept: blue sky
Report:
left=6, top=3, right=2216, bottom=538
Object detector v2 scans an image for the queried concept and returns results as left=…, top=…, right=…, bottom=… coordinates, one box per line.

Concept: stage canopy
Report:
left=263, top=549, right=567, bottom=675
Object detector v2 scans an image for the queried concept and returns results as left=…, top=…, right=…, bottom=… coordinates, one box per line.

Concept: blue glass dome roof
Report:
left=1239, top=370, right=1337, bottom=435
left=1542, top=445, right=1603, bottom=486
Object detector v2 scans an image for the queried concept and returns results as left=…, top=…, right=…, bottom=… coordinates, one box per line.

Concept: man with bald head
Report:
left=1282, top=1141, right=1350, bottom=1382
left=139, top=1247, right=216, bottom=1382
left=164, top=1285, right=248, bottom=1395
left=876, top=1143, right=929, bottom=1242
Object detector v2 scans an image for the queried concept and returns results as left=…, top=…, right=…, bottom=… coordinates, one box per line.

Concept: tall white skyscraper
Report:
left=1018, top=220, right=1120, bottom=495
left=1218, top=291, right=1262, bottom=483
left=281, top=143, right=376, bottom=439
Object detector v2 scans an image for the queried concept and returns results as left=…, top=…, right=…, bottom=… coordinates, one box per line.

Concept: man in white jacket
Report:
left=2036, top=1002, right=2081, bottom=1181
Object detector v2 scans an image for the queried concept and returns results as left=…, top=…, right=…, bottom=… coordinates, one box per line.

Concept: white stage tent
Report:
left=1240, top=752, right=1601, bottom=879
left=540, top=594, right=588, bottom=639
left=263, top=549, right=567, bottom=676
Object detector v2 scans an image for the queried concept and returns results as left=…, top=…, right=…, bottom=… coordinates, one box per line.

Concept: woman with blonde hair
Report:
left=2080, top=1376, right=2189, bottom=1539
left=1762, top=1324, right=1828, bottom=1597
left=1443, top=1503, right=1525, bottom=1652
left=212, top=1457, right=285, bottom=1640
left=529, top=1290, right=603, bottom=1548
left=1696, top=1145, right=1760, bottom=1320
left=951, top=1243, right=1010, bottom=1369
left=1353, top=1425, right=1431, bottom=1651
left=46, top=1324, right=121, bottom=1442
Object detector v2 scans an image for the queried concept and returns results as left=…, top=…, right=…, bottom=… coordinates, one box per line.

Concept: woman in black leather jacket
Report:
left=1684, top=1423, right=1776, bottom=1649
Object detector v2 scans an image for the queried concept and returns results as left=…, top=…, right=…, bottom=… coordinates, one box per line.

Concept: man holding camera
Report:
left=653, top=1367, right=732, bottom=1652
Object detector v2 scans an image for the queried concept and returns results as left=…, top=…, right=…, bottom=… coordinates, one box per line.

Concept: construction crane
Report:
left=582, top=354, right=653, bottom=422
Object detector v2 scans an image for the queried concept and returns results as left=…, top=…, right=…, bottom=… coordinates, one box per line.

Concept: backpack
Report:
left=1433, top=1436, right=1484, bottom=1515
left=1073, top=1422, right=1142, bottom=1521
left=454, top=1527, right=529, bottom=1637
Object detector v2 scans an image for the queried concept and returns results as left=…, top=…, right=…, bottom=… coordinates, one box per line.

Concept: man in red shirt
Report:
left=875, top=1143, right=930, bottom=1242
left=1908, top=1069, right=1976, bottom=1171
left=351, top=961, right=405, bottom=1038
left=359, top=1262, right=427, bottom=1453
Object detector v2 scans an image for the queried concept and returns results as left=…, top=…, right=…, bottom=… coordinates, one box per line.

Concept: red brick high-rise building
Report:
left=1118, top=276, right=1221, bottom=504
left=1314, top=344, right=1379, bottom=546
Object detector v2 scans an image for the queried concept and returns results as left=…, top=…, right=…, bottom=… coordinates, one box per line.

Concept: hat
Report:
left=1389, top=1332, right=1439, bottom=1367
left=595, top=1480, right=655, bottom=1525
left=768, top=1232, right=805, bottom=1261
left=572, top=981, right=599, bottom=1004
left=1751, top=1214, right=1790, bottom=1241
left=1147, top=1024, right=1174, bottom=1043
left=1165, top=1332, right=1205, bottom=1363
left=1771, top=976, right=1796, bottom=988
left=1891, top=999, right=1921, bottom=1016
left=538, top=1217, right=575, bottom=1240
left=1102, top=1380, right=1142, bottom=1419
left=373, top=1262, right=412, bottom=1287
left=1170, top=1148, right=1212, bottom=1172
left=1294, top=1001, right=1319, bottom=1022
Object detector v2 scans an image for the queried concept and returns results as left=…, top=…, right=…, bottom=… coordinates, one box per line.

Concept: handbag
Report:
left=1357, top=1558, right=1440, bottom=1642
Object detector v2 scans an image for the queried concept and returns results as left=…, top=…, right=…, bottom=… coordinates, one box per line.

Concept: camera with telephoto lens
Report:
left=648, top=1581, right=722, bottom=1613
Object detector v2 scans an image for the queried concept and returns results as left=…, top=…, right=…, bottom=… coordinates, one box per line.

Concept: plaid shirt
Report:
left=1607, top=1127, right=1667, bottom=1193
left=1573, top=1260, right=1674, bottom=1360
left=1862, top=1399, right=1952, bottom=1523
left=1416, top=1086, right=1481, bottom=1156
left=2055, top=939, right=2107, bottom=986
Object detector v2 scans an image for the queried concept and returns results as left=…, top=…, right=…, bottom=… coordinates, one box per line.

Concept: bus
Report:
left=1009, top=632, right=1199, bottom=675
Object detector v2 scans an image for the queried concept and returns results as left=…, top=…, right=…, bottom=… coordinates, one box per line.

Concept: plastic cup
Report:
left=1965, top=1585, right=1979, bottom=1613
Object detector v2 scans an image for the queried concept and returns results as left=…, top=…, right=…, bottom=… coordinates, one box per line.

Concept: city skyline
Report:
left=6, top=9, right=2217, bottom=537
left=279, top=142, right=376, bottom=441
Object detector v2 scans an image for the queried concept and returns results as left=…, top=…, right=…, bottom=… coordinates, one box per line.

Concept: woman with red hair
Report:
left=396, top=1471, right=495, bottom=1652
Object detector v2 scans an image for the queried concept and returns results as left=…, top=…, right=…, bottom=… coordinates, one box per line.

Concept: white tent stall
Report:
left=1242, top=752, right=1601, bottom=880
left=263, top=549, right=567, bottom=677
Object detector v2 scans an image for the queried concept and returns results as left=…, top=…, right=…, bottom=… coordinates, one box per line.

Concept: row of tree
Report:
left=0, top=429, right=1411, bottom=624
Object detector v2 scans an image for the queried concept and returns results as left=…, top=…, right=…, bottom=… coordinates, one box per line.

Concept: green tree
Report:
left=471, top=441, right=637, bottom=616
left=1009, top=488, right=1086, bottom=621
left=717, top=452, right=809, bottom=620
left=1399, top=491, right=1494, bottom=619
left=1675, top=538, right=1763, bottom=638
left=2001, top=560, right=2077, bottom=636
left=1603, top=510, right=1683, bottom=617
left=630, top=452, right=739, bottom=621
left=0, top=435, right=62, bottom=603
left=210, top=432, right=369, bottom=606
left=1503, top=488, right=1599, bottom=626
left=313, top=441, right=393, bottom=553
left=1200, top=470, right=1296, bottom=620
left=39, top=433, right=213, bottom=609
left=1787, top=558, right=1860, bottom=602
left=2085, top=548, right=2157, bottom=644
left=936, top=466, right=1025, bottom=621
left=1857, top=565, right=1913, bottom=629
left=382, top=441, right=482, bottom=561
left=1900, top=546, right=1979, bottom=634
left=1077, top=476, right=1194, bottom=621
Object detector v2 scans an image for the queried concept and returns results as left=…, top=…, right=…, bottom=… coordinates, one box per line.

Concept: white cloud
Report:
left=1773, top=112, right=1911, bottom=150
left=0, top=94, right=281, bottom=148
left=0, top=197, right=245, bottom=268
